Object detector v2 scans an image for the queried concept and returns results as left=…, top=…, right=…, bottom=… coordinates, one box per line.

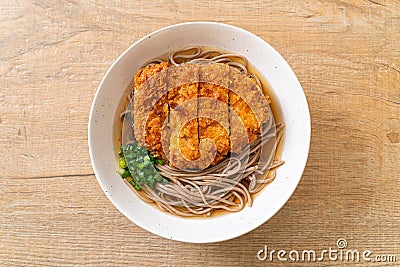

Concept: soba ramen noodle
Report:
left=118, top=47, right=285, bottom=217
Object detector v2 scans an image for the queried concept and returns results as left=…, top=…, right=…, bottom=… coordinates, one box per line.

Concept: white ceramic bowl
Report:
left=88, top=22, right=310, bottom=243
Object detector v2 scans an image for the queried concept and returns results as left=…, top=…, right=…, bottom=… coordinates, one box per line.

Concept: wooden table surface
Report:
left=1, top=0, right=399, bottom=266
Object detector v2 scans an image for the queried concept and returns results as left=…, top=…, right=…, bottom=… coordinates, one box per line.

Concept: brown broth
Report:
left=113, top=47, right=285, bottom=218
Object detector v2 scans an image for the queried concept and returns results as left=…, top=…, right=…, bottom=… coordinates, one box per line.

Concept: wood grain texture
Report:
left=1, top=0, right=399, bottom=266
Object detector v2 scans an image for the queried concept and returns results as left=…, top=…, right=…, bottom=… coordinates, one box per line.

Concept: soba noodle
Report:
left=121, top=46, right=285, bottom=217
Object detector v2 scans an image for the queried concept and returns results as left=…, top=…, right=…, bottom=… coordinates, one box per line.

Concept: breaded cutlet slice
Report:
left=198, top=63, right=231, bottom=167
left=132, top=61, right=271, bottom=167
left=229, top=67, right=270, bottom=154
left=133, top=62, right=169, bottom=160
left=167, top=63, right=201, bottom=170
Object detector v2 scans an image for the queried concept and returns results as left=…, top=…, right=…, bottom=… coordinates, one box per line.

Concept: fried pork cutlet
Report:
left=133, top=62, right=169, bottom=160
left=229, top=67, right=270, bottom=154
left=167, top=63, right=201, bottom=170
left=198, top=64, right=230, bottom=166
left=132, top=62, right=271, bottom=169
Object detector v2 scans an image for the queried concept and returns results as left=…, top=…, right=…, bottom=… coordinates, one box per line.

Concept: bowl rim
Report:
left=88, top=21, right=311, bottom=243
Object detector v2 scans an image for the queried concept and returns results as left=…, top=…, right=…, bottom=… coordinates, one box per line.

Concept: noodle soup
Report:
left=114, top=46, right=285, bottom=217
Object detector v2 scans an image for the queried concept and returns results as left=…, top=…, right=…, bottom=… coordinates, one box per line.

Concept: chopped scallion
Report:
left=121, top=170, right=130, bottom=179
left=119, top=158, right=127, bottom=169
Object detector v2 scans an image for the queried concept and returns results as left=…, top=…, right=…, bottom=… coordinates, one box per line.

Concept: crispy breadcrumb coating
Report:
left=133, top=62, right=169, bottom=160
left=133, top=62, right=270, bottom=168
